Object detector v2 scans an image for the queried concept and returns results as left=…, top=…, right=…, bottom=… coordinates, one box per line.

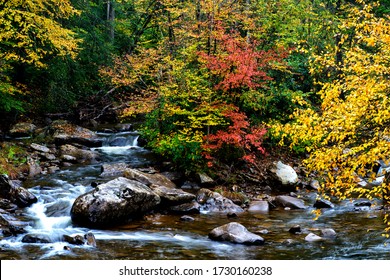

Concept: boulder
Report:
left=71, top=177, right=161, bottom=228
left=150, top=185, right=195, bottom=206
left=170, top=201, right=201, bottom=214
left=196, top=188, right=244, bottom=213
left=270, top=161, right=299, bottom=186
left=313, top=198, right=334, bottom=209
left=22, top=233, right=52, bottom=244
left=0, top=175, right=37, bottom=207
left=100, top=162, right=128, bottom=177
left=124, top=168, right=176, bottom=188
left=60, top=144, right=99, bottom=163
left=275, top=195, right=307, bottom=210
left=9, top=122, right=37, bottom=137
left=49, top=120, right=103, bottom=147
left=209, top=222, right=264, bottom=245
left=30, top=143, right=50, bottom=153
left=248, top=200, right=269, bottom=213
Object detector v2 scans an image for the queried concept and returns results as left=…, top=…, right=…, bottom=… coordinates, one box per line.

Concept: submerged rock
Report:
left=71, top=177, right=161, bottom=228
left=209, top=222, right=264, bottom=245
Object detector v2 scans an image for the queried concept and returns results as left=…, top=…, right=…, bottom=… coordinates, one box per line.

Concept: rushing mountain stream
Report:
left=1, top=129, right=389, bottom=260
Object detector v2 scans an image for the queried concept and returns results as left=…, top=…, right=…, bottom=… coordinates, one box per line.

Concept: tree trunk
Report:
left=107, top=1, right=115, bottom=41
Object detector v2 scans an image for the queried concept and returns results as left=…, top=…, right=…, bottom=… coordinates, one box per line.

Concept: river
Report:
left=0, top=130, right=389, bottom=260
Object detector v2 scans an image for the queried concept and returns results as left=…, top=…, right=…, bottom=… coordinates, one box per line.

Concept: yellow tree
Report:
left=0, top=0, right=80, bottom=111
left=0, top=0, right=79, bottom=66
left=274, top=1, right=390, bottom=233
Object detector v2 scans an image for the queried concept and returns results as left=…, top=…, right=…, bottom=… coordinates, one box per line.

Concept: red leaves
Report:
left=198, top=24, right=287, bottom=92
left=202, top=105, right=267, bottom=165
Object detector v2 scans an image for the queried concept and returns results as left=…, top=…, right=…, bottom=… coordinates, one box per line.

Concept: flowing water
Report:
left=0, top=130, right=389, bottom=260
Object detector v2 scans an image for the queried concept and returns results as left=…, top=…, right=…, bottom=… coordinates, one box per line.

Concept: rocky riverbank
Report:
left=0, top=120, right=387, bottom=254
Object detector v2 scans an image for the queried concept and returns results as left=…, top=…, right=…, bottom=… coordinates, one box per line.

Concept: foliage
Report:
left=0, top=143, right=28, bottom=179
left=0, top=0, right=81, bottom=113
left=274, top=1, right=390, bottom=232
left=203, top=105, right=267, bottom=166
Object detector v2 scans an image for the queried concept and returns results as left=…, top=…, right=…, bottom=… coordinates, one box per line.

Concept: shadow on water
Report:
left=1, top=130, right=389, bottom=260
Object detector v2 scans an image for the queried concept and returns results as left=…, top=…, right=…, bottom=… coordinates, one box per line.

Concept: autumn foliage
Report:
left=198, top=25, right=288, bottom=93
left=274, top=1, right=390, bottom=233
left=203, top=105, right=267, bottom=166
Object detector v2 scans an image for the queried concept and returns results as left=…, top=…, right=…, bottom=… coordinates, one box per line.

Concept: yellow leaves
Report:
left=0, top=0, right=80, bottom=67
left=273, top=1, right=390, bottom=232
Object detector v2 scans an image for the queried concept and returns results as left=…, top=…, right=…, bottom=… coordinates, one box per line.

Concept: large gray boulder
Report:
left=196, top=188, right=244, bottom=213
left=0, top=175, right=37, bottom=207
left=49, top=120, right=103, bottom=147
left=209, top=222, right=264, bottom=245
left=71, top=177, right=161, bottom=228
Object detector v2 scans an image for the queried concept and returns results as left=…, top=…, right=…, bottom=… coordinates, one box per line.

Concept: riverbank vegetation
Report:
left=1, top=0, right=390, bottom=232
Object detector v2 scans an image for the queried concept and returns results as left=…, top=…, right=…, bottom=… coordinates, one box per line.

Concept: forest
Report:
left=1, top=0, right=390, bottom=255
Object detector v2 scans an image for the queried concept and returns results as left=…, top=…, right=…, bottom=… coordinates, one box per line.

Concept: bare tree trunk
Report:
left=107, top=1, right=115, bottom=41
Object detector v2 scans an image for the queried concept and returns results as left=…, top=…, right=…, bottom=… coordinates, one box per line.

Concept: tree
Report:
left=274, top=1, right=390, bottom=234
left=0, top=0, right=80, bottom=113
